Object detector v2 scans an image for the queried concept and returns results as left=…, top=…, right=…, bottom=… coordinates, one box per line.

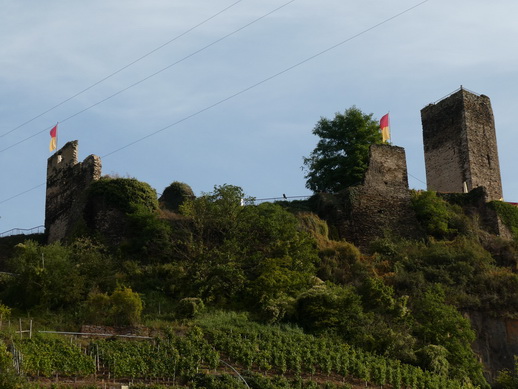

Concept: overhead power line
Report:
left=408, top=172, right=427, bottom=186
left=0, top=0, right=297, bottom=154
left=102, top=0, right=429, bottom=157
left=0, top=0, right=429, bottom=206
left=0, top=0, right=245, bottom=139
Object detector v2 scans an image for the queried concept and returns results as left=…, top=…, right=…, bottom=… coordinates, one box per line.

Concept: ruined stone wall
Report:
left=45, top=141, right=102, bottom=243
left=421, top=88, right=503, bottom=201
left=335, top=144, right=422, bottom=249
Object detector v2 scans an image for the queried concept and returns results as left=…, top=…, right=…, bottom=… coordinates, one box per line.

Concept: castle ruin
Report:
left=43, top=88, right=506, bottom=246
left=421, top=87, right=503, bottom=201
left=45, top=141, right=102, bottom=242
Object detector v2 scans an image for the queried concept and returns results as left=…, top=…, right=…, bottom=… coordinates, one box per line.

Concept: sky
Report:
left=1, top=0, right=517, bottom=234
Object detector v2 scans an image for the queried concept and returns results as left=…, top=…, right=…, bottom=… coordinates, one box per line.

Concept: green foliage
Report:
left=412, top=285, right=487, bottom=387
left=83, top=286, right=143, bottom=326
left=303, top=106, right=382, bottom=193
left=175, top=186, right=319, bottom=312
left=360, top=277, right=398, bottom=314
left=473, top=268, right=518, bottom=314
left=490, top=200, right=518, bottom=239
left=380, top=237, right=496, bottom=307
left=416, top=344, right=450, bottom=376
left=1, top=238, right=120, bottom=310
left=0, top=339, right=24, bottom=387
left=84, top=177, right=173, bottom=263
left=16, top=334, right=95, bottom=378
left=496, top=356, right=518, bottom=388
left=68, top=237, right=116, bottom=293
left=295, top=284, right=365, bottom=340
left=198, top=310, right=474, bottom=389
left=317, top=241, right=363, bottom=285
left=87, top=177, right=158, bottom=214
left=91, top=327, right=219, bottom=381
left=122, top=204, right=173, bottom=263
left=250, top=257, right=314, bottom=304
left=0, top=303, right=11, bottom=325
left=1, top=177, right=514, bottom=388
left=4, top=241, right=85, bottom=310
left=159, top=181, right=195, bottom=212
left=296, top=212, right=329, bottom=243
left=411, top=191, right=472, bottom=239
left=177, top=297, right=205, bottom=319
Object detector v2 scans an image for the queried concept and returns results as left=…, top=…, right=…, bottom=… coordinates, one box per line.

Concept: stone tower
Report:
left=421, top=87, right=503, bottom=201
left=336, top=144, right=422, bottom=248
left=45, top=141, right=102, bottom=242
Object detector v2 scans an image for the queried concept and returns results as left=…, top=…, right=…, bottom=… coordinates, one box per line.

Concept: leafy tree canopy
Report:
left=303, top=106, right=382, bottom=192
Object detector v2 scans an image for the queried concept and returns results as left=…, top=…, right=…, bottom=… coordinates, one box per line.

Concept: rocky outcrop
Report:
left=468, top=311, right=518, bottom=382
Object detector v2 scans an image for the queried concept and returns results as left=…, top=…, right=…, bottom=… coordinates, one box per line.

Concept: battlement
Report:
left=45, top=141, right=102, bottom=242
left=47, top=140, right=79, bottom=175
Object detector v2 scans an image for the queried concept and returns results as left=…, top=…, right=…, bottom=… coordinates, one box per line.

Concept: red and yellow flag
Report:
left=49, top=124, right=58, bottom=152
left=379, top=113, right=390, bottom=142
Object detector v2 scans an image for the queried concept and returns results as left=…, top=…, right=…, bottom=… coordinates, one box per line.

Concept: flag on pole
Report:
left=379, top=113, right=390, bottom=143
left=49, top=124, right=58, bottom=152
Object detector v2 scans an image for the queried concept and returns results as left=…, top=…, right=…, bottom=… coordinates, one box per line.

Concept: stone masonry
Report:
left=336, top=144, right=422, bottom=248
left=45, top=141, right=102, bottom=243
left=421, top=87, right=503, bottom=201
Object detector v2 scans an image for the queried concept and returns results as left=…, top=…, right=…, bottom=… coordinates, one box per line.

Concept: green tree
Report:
left=177, top=185, right=318, bottom=311
left=303, top=106, right=382, bottom=192
left=4, top=241, right=85, bottom=309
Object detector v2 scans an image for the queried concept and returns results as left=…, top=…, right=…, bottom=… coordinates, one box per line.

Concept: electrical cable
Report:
left=0, top=0, right=297, bottom=154
left=0, top=0, right=245, bottom=139
left=101, top=0, right=429, bottom=158
left=0, top=0, right=429, bottom=207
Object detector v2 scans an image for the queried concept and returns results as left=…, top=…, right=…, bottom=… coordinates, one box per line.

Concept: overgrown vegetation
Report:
left=3, top=178, right=518, bottom=387
left=490, top=200, right=518, bottom=240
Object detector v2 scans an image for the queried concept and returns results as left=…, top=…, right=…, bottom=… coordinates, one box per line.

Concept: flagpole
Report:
left=55, top=122, right=59, bottom=151
left=388, top=111, right=391, bottom=144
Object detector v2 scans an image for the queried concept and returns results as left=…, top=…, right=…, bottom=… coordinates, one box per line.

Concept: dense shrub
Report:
left=317, top=241, right=363, bottom=285
left=87, top=177, right=158, bottom=214
left=159, top=181, right=195, bottom=212
left=177, top=297, right=205, bottom=319
left=83, top=286, right=143, bottom=326
left=295, top=284, right=365, bottom=340
left=411, top=190, right=473, bottom=239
